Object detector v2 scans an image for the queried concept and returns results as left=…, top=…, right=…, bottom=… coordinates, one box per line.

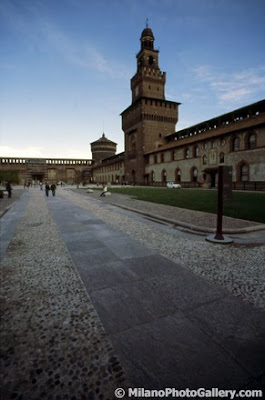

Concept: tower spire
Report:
left=146, top=18, right=149, bottom=28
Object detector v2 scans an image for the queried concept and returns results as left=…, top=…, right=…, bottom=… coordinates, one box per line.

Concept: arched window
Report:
left=160, top=153, right=164, bottom=163
left=232, top=137, right=239, bottom=151
left=154, top=154, right=157, bottom=164
left=191, top=167, right=198, bottom=182
left=203, top=155, right=207, bottom=165
left=175, top=168, right=181, bottom=182
left=194, top=146, right=199, bottom=158
left=184, top=148, right=190, bottom=158
left=161, top=169, right=167, bottom=184
left=151, top=171, right=155, bottom=183
left=240, top=163, right=249, bottom=182
left=247, top=133, right=256, bottom=149
left=219, top=152, right=224, bottom=163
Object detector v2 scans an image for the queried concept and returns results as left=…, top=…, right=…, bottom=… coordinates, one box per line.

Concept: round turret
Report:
left=90, top=133, right=117, bottom=164
left=140, top=27, right=154, bottom=40
left=140, top=22, right=154, bottom=50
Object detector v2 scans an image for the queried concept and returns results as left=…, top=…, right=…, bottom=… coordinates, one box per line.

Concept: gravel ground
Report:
left=62, top=189, right=265, bottom=311
left=0, top=190, right=128, bottom=400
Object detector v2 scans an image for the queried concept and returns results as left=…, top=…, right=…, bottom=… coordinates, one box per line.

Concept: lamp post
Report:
left=206, top=166, right=233, bottom=244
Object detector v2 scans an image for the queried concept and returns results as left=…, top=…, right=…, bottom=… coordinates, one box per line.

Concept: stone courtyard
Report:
left=0, top=187, right=264, bottom=399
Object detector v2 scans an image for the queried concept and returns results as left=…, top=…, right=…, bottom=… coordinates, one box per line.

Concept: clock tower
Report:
left=131, top=24, right=166, bottom=102
left=121, top=23, right=180, bottom=184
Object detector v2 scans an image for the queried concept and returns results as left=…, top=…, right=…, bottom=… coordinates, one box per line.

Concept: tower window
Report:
left=240, top=163, right=249, bottom=182
left=175, top=168, right=181, bottom=182
left=191, top=167, right=198, bottom=182
left=232, top=137, right=239, bottom=151
left=148, top=56, right=154, bottom=65
left=184, top=148, right=190, bottom=158
left=162, top=169, right=167, bottom=183
left=247, top=133, right=256, bottom=149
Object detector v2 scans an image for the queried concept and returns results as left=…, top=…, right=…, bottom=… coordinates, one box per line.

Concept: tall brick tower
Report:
left=121, top=23, right=180, bottom=184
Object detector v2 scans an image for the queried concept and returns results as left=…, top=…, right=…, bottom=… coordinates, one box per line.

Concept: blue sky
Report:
left=1, top=0, right=265, bottom=159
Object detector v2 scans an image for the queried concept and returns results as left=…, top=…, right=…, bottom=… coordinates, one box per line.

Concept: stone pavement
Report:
left=0, top=188, right=26, bottom=218
left=0, top=188, right=265, bottom=399
left=0, top=190, right=128, bottom=400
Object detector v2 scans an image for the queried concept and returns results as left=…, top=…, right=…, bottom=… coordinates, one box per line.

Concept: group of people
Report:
left=45, top=183, right=57, bottom=197
left=3, top=181, right=58, bottom=199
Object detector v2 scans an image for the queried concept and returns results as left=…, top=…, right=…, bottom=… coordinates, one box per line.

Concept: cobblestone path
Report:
left=0, top=190, right=128, bottom=400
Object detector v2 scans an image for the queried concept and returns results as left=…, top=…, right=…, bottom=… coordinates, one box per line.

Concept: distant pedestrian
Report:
left=6, top=182, right=12, bottom=198
left=51, top=183, right=56, bottom=196
left=100, top=185, right=108, bottom=197
left=40, top=182, right=43, bottom=191
left=45, top=183, right=50, bottom=197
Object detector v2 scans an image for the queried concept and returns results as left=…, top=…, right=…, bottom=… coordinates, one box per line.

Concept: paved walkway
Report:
left=1, top=189, right=265, bottom=399
left=0, top=188, right=25, bottom=217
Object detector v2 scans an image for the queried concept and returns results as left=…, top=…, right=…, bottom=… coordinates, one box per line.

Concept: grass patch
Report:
left=108, top=187, right=265, bottom=223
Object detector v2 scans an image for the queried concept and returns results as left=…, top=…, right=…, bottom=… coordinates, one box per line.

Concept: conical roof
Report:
left=91, top=133, right=116, bottom=146
left=140, top=27, right=154, bottom=40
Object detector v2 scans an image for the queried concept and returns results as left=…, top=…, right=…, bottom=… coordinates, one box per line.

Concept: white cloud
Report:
left=38, top=23, right=131, bottom=80
left=0, top=145, right=93, bottom=159
left=219, top=88, right=251, bottom=102
left=0, top=146, right=44, bottom=158
left=192, top=65, right=265, bottom=106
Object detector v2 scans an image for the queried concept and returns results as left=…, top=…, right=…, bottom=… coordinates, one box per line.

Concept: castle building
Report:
left=92, top=25, right=265, bottom=190
left=121, top=24, right=180, bottom=185
left=90, top=151, right=125, bottom=185
left=0, top=157, right=92, bottom=185
left=145, top=99, right=265, bottom=189
left=90, top=134, right=124, bottom=184
left=1, top=25, right=265, bottom=189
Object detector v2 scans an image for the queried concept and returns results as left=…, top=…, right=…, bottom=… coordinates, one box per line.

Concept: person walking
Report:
left=6, top=182, right=12, bottom=198
left=51, top=183, right=56, bottom=196
left=100, top=185, right=108, bottom=197
left=45, top=183, right=50, bottom=197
